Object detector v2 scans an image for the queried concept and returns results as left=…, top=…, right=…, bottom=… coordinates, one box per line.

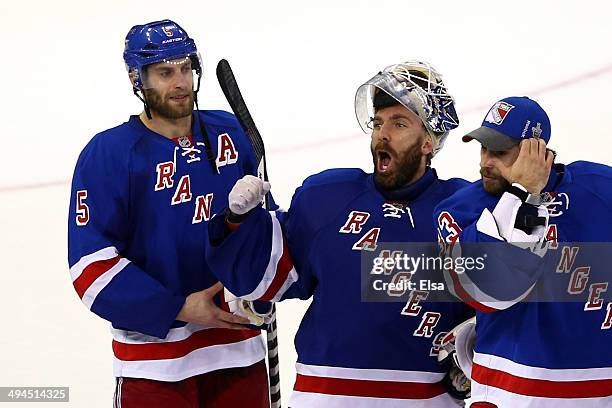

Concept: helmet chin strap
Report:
left=193, top=87, right=218, bottom=174
left=133, top=87, right=153, bottom=120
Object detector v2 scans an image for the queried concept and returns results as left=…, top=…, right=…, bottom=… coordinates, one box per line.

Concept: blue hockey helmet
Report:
left=123, top=19, right=202, bottom=89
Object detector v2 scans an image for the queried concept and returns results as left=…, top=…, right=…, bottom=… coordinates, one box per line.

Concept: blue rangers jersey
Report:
left=434, top=161, right=612, bottom=407
left=68, top=111, right=268, bottom=381
left=207, top=168, right=474, bottom=407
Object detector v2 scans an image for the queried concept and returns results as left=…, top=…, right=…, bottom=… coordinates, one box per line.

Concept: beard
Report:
left=480, top=168, right=510, bottom=196
left=372, top=139, right=423, bottom=190
left=144, top=88, right=194, bottom=119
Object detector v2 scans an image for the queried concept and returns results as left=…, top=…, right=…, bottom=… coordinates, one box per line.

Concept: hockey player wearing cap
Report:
left=205, top=61, right=475, bottom=407
left=67, top=20, right=271, bottom=407
left=435, top=96, right=612, bottom=407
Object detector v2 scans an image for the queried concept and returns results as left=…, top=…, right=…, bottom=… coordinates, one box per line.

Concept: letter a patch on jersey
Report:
left=352, top=227, right=380, bottom=251
left=216, top=133, right=238, bottom=168
left=171, top=175, right=192, bottom=205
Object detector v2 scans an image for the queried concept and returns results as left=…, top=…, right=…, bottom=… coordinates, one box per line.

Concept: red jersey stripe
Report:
left=473, top=362, right=612, bottom=398
left=294, top=374, right=446, bottom=400
left=447, top=265, right=498, bottom=313
left=260, top=239, right=294, bottom=301
left=113, top=328, right=261, bottom=361
left=73, top=256, right=122, bottom=299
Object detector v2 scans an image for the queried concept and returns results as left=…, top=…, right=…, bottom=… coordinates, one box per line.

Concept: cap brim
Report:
left=462, top=127, right=519, bottom=151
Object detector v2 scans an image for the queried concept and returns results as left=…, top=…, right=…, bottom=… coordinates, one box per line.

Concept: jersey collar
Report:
left=373, top=167, right=437, bottom=202
left=543, top=163, right=567, bottom=192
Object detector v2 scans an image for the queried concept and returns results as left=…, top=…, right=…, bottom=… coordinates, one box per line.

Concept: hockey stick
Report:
left=216, top=59, right=281, bottom=408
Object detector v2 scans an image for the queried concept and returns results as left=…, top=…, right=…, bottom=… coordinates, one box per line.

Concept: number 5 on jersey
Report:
left=76, top=190, right=90, bottom=226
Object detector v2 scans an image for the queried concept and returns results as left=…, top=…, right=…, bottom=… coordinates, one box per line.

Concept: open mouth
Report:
left=377, top=150, right=392, bottom=173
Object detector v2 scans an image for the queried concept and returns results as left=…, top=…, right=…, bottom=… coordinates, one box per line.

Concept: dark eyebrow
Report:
left=390, top=113, right=414, bottom=121
left=153, top=66, right=173, bottom=73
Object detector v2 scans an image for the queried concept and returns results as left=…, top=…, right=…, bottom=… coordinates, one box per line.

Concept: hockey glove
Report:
left=228, top=175, right=271, bottom=216
left=438, top=317, right=476, bottom=400
left=224, top=288, right=274, bottom=328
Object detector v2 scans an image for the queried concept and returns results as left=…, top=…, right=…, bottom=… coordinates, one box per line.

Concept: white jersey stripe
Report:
left=111, top=323, right=212, bottom=344
left=70, top=246, right=119, bottom=281
left=474, top=352, right=612, bottom=382
left=81, top=258, right=130, bottom=309
left=295, top=363, right=445, bottom=383
left=242, top=211, right=298, bottom=301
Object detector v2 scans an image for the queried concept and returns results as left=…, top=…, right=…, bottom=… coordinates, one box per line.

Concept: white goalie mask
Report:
left=355, top=60, right=459, bottom=157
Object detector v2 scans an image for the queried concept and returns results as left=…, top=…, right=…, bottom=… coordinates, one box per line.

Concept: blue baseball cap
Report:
left=463, top=96, right=551, bottom=151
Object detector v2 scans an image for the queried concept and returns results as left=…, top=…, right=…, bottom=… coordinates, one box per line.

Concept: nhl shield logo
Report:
left=177, top=136, right=192, bottom=148
left=484, top=102, right=514, bottom=125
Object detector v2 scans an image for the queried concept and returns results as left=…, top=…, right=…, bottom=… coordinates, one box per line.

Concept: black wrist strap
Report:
left=508, top=184, right=544, bottom=206
left=224, top=207, right=249, bottom=224
left=507, top=185, right=529, bottom=202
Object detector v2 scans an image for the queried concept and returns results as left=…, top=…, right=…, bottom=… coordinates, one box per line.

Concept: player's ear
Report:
left=421, top=133, right=433, bottom=156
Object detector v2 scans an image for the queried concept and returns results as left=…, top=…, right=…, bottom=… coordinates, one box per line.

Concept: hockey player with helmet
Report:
left=435, top=96, right=612, bottom=407
left=68, top=20, right=272, bottom=407
left=206, top=61, right=475, bottom=407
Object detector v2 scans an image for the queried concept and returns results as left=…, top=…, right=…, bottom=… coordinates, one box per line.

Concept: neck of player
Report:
left=407, top=165, right=426, bottom=186
left=139, top=111, right=192, bottom=139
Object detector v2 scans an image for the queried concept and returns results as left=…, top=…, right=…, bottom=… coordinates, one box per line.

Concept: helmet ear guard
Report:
left=355, top=60, right=459, bottom=157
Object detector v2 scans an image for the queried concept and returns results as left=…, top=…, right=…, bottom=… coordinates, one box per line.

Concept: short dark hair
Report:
left=373, top=89, right=399, bottom=111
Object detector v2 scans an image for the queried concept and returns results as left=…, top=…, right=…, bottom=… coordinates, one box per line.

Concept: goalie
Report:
left=207, top=61, right=475, bottom=407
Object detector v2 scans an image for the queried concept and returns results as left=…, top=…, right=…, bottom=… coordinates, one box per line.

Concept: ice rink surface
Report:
left=1, top=0, right=611, bottom=406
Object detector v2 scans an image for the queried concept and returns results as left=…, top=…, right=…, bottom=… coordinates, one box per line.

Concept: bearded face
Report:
left=144, top=87, right=194, bottom=119
left=369, top=104, right=431, bottom=190
left=372, top=137, right=424, bottom=190
left=140, top=57, right=195, bottom=120
left=480, top=166, right=511, bottom=196
left=479, top=145, right=520, bottom=196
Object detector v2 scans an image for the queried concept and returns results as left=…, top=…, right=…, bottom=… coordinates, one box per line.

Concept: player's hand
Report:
left=176, top=282, right=250, bottom=329
left=498, top=139, right=554, bottom=194
left=228, top=175, right=271, bottom=215
left=437, top=317, right=476, bottom=400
